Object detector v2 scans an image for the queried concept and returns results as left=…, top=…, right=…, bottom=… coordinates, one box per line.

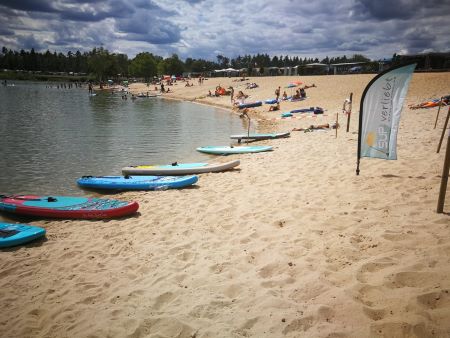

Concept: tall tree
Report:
left=129, top=52, right=157, bottom=81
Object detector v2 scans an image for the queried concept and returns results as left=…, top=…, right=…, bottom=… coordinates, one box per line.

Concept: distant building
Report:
left=393, top=52, right=450, bottom=71
left=300, top=63, right=329, bottom=75
left=329, top=62, right=368, bottom=75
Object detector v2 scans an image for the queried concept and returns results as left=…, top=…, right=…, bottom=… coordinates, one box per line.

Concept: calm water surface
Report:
left=0, top=81, right=247, bottom=196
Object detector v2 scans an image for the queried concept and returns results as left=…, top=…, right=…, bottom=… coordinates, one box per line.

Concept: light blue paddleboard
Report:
left=230, top=132, right=290, bottom=141
left=0, top=222, right=46, bottom=248
left=122, top=160, right=240, bottom=175
left=196, top=146, right=272, bottom=155
left=77, top=175, right=198, bottom=190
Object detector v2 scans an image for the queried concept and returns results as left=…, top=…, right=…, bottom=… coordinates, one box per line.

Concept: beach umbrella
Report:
left=292, top=80, right=303, bottom=85
left=285, top=83, right=298, bottom=96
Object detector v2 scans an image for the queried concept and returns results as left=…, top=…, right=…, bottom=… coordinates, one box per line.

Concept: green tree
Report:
left=129, top=52, right=157, bottom=81
left=87, top=47, right=116, bottom=81
left=160, top=54, right=185, bottom=76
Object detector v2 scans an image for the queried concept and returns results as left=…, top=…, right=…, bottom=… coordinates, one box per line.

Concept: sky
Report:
left=0, top=0, right=449, bottom=61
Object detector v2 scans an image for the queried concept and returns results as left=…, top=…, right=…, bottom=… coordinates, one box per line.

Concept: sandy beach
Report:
left=1, top=73, right=450, bottom=337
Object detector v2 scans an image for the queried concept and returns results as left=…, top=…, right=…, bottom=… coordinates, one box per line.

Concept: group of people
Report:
left=292, top=87, right=306, bottom=100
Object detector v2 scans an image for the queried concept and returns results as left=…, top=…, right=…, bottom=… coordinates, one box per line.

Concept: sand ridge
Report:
left=0, top=73, right=449, bottom=337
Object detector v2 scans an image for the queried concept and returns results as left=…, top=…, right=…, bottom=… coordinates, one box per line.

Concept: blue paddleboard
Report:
left=0, top=222, right=46, bottom=248
left=238, top=101, right=262, bottom=109
left=77, top=175, right=198, bottom=190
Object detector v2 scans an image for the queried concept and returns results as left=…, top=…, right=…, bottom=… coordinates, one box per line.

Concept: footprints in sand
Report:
left=416, top=290, right=450, bottom=310
left=126, top=318, right=194, bottom=338
left=282, top=305, right=335, bottom=334
left=356, top=258, right=396, bottom=284
left=353, top=253, right=450, bottom=336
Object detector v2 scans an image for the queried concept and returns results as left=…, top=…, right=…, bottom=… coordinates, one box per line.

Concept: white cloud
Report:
left=0, top=0, right=449, bottom=60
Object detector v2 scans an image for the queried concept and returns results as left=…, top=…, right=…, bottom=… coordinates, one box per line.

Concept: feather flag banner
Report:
left=356, top=62, right=416, bottom=175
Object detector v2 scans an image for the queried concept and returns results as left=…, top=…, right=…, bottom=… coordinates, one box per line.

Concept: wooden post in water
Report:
left=346, top=93, right=353, bottom=132
left=437, top=128, right=450, bottom=213
left=434, top=97, right=444, bottom=129
left=437, top=107, right=450, bottom=153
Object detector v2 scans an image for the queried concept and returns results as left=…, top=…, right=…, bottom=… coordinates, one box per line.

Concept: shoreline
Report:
left=1, top=73, right=450, bottom=338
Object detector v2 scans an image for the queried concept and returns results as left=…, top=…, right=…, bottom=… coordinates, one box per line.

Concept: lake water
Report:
left=0, top=81, right=247, bottom=196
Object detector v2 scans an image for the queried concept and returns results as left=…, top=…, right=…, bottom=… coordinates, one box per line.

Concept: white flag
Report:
left=357, top=63, right=416, bottom=173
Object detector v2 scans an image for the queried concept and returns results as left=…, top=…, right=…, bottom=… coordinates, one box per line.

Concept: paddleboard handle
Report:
left=171, top=162, right=178, bottom=166
left=0, top=195, right=57, bottom=202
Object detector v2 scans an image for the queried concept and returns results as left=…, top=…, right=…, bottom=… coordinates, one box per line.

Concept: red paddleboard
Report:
left=0, top=195, right=139, bottom=219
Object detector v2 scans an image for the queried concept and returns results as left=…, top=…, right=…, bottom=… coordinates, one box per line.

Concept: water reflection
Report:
left=0, top=81, right=247, bottom=196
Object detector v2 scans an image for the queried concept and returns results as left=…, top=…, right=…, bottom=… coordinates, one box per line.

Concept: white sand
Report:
left=1, top=73, right=449, bottom=338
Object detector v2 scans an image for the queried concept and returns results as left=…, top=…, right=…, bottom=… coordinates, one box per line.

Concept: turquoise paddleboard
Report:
left=0, top=222, right=46, bottom=248
left=196, top=146, right=272, bottom=155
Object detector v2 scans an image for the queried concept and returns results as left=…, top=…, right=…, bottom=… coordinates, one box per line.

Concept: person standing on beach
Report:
left=275, top=86, right=281, bottom=101
left=160, top=83, right=165, bottom=93
left=229, top=86, right=234, bottom=103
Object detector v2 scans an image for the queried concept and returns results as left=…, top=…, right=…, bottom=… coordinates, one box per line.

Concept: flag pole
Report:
left=346, top=93, right=353, bottom=132
left=437, top=107, right=450, bottom=153
left=437, top=128, right=450, bottom=213
left=434, top=97, right=444, bottom=129
left=336, top=112, right=339, bottom=138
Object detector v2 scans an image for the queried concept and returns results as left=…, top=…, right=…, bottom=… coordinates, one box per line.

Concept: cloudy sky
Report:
left=0, top=0, right=449, bottom=61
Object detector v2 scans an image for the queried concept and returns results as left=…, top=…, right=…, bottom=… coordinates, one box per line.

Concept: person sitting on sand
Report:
left=300, top=87, right=306, bottom=98
left=292, top=122, right=339, bottom=132
left=234, top=91, right=249, bottom=106
left=292, top=89, right=301, bottom=100
left=269, top=102, right=280, bottom=111
left=282, top=91, right=288, bottom=100
left=207, top=90, right=212, bottom=97
left=235, top=90, right=248, bottom=100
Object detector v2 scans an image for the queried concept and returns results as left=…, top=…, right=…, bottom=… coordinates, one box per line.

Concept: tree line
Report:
left=0, top=46, right=372, bottom=81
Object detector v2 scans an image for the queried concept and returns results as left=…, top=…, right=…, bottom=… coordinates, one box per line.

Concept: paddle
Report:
left=240, top=111, right=251, bottom=144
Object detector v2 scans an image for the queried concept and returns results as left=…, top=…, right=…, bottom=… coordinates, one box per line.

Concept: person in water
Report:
left=88, top=82, right=93, bottom=94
